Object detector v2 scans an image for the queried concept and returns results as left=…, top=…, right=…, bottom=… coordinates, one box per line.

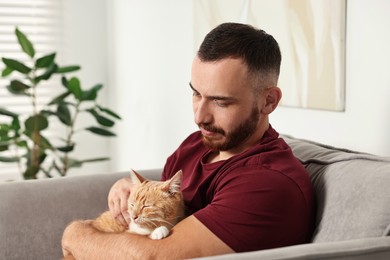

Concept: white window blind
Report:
left=0, top=0, right=63, bottom=181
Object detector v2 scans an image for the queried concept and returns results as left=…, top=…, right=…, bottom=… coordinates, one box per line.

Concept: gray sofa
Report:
left=1, top=135, right=389, bottom=260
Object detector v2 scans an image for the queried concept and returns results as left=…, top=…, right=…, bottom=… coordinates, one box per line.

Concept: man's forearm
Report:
left=62, top=216, right=234, bottom=259
left=62, top=221, right=162, bottom=260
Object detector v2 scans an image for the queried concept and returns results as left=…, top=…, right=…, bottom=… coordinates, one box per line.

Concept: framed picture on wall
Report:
left=194, top=0, right=347, bottom=111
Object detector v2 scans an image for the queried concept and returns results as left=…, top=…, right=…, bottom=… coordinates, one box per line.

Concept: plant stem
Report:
left=62, top=101, right=81, bottom=176
left=29, top=67, right=41, bottom=178
left=12, top=137, right=23, bottom=175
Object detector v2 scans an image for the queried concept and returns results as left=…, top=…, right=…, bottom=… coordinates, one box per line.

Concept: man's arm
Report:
left=62, top=215, right=234, bottom=260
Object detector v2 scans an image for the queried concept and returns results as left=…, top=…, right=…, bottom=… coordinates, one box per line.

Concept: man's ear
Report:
left=261, top=87, right=282, bottom=114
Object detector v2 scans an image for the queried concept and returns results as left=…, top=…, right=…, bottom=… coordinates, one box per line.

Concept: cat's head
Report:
left=127, top=169, right=184, bottom=232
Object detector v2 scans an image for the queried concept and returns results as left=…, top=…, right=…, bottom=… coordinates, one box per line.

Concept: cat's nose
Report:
left=132, top=216, right=138, bottom=222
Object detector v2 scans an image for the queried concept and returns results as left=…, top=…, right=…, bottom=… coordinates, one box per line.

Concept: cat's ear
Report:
left=129, top=169, right=146, bottom=185
left=162, top=170, right=183, bottom=194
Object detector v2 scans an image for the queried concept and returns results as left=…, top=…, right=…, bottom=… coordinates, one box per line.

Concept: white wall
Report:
left=61, top=0, right=390, bottom=178
left=107, top=0, right=195, bottom=172
left=272, top=0, right=390, bottom=156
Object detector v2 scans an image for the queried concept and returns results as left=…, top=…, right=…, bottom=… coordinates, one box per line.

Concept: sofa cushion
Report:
left=282, top=135, right=390, bottom=243
left=0, top=169, right=161, bottom=260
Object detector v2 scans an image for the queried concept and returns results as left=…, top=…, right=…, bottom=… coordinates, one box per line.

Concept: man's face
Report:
left=190, top=57, right=265, bottom=152
left=198, top=104, right=260, bottom=151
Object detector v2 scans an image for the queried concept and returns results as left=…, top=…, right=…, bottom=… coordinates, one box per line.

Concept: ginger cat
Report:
left=93, top=169, right=185, bottom=238
left=63, top=170, right=184, bottom=259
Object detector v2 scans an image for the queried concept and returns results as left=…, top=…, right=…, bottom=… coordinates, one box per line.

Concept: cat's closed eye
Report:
left=90, top=169, right=184, bottom=241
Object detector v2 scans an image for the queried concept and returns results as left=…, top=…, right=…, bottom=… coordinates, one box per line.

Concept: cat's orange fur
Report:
left=63, top=170, right=184, bottom=260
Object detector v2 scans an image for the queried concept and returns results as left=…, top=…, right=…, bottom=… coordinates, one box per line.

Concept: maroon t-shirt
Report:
left=162, top=126, right=314, bottom=252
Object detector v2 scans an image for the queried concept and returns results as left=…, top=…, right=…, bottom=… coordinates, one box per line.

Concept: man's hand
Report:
left=107, top=176, right=134, bottom=226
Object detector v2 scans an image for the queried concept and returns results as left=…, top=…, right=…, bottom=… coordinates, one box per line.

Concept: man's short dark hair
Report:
left=198, top=23, right=281, bottom=88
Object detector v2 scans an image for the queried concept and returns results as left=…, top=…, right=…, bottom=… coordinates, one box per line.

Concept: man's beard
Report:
left=199, top=105, right=260, bottom=151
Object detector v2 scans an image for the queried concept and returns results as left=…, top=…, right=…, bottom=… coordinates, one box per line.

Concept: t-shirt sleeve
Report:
left=193, top=166, right=311, bottom=252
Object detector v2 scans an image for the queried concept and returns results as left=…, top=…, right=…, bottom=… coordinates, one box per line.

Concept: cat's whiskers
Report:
left=135, top=216, right=160, bottom=228
left=147, top=218, right=177, bottom=228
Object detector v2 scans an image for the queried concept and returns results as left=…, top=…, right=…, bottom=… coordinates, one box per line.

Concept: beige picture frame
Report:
left=194, top=0, right=347, bottom=111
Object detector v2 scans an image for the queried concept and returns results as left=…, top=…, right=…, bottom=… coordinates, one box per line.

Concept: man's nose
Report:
left=194, top=101, right=212, bottom=125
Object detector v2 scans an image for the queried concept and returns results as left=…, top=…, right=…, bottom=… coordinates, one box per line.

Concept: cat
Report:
left=93, top=169, right=185, bottom=238
left=63, top=169, right=184, bottom=259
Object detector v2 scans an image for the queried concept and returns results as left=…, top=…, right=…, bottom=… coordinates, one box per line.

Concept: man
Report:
left=62, top=22, right=314, bottom=259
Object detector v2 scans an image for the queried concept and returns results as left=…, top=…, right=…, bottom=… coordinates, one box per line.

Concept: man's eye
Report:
left=192, top=91, right=200, bottom=97
left=214, top=100, right=228, bottom=107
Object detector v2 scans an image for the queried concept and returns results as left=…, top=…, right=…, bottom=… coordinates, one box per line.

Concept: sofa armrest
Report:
left=0, top=169, right=162, bottom=260
left=196, top=236, right=390, bottom=260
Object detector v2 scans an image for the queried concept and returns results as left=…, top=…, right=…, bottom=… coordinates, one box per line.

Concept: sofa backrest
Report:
left=283, top=135, right=390, bottom=243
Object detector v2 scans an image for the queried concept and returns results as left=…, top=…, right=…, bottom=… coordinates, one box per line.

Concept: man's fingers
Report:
left=120, top=196, right=130, bottom=224
left=113, top=199, right=121, bottom=217
left=111, top=198, right=128, bottom=226
left=107, top=177, right=132, bottom=226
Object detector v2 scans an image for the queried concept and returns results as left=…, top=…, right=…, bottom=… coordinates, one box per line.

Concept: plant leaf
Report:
left=47, top=91, right=71, bottom=105
left=34, top=63, right=58, bottom=82
left=15, top=28, right=35, bottom=58
left=64, top=157, right=109, bottom=169
left=0, top=124, right=11, bottom=148
left=0, top=156, right=19, bottom=163
left=87, top=109, right=115, bottom=127
left=0, top=107, right=18, bottom=117
left=0, top=144, right=8, bottom=152
left=85, top=127, right=116, bottom=136
left=10, top=117, right=21, bottom=131
left=35, top=53, right=56, bottom=68
left=56, top=65, right=81, bottom=74
left=16, top=140, right=28, bottom=148
left=64, top=158, right=83, bottom=168
left=61, top=76, right=69, bottom=88
left=1, top=67, right=13, bottom=77
left=80, top=157, right=109, bottom=163
left=25, top=114, right=49, bottom=131
left=2, top=58, right=31, bottom=74
left=37, top=133, right=53, bottom=150
left=41, top=135, right=53, bottom=150
left=56, top=102, right=72, bottom=126
left=0, top=123, right=10, bottom=136
left=97, top=105, right=122, bottom=120
left=7, top=80, right=31, bottom=95
left=56, top=144, right=75, bottom=152
left=40, top=109, right=57, bottom=117
left=67, top=77, right=82, bottom=99
left=81, top=84, right=103, bottom=101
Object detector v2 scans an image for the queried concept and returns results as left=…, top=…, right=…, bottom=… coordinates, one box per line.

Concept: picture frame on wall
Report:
left=194, top=0, right=347, bottom=111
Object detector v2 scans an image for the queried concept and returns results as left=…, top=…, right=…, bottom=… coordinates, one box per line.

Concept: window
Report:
left=0, top=0, right=63, bottom=181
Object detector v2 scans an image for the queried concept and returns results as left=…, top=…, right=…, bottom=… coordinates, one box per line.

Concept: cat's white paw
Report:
left=149, top=226, right=169, bottom=240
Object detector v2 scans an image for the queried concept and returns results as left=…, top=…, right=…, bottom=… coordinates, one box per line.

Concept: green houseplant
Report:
left=0, top=28, right=121, bottom=179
